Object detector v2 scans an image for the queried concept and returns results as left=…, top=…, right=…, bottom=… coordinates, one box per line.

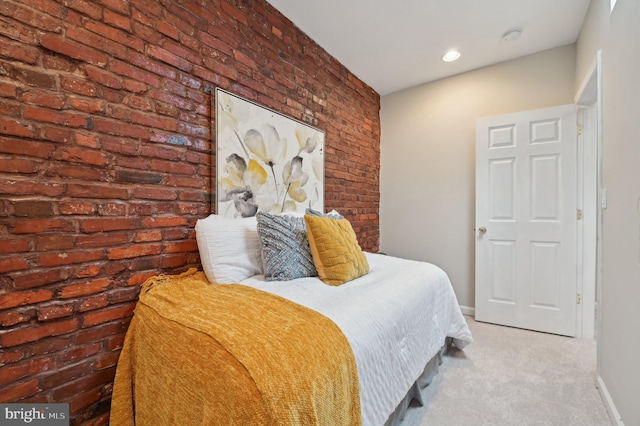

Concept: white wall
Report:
left=576, top=0, right=640, bottom=424
left=380, top=45, right=576, bottom=308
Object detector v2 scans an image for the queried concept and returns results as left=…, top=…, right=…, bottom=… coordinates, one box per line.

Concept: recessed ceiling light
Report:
left=442, top=50, right=461, bottom=62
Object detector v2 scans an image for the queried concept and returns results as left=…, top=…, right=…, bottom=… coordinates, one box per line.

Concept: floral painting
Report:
left=215, top=88, right=325, bottom=218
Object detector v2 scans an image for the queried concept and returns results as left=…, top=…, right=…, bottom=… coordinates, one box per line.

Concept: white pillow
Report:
left=195, top=214, right=262, bottom=284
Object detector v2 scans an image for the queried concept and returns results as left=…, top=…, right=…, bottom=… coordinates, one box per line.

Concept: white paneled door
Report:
left=475, top=104, right=578, bottom=337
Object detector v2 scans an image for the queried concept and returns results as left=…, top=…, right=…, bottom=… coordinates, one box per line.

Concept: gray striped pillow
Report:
left=256, top=212, right=317, bottom=281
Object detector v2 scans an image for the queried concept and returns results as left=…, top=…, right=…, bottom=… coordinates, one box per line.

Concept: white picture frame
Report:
left=215, top=88, right=325, bottom=217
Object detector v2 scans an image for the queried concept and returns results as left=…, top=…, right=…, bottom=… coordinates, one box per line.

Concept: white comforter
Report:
left=240, top=252, right=473, bottom=426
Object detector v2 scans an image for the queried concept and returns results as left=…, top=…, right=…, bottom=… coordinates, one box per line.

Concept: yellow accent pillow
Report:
left=304, top=214, right=369, bottom=286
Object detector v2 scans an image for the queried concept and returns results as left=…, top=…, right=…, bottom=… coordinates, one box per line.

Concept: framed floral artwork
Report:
left=214, top=88, right=325, bottom=218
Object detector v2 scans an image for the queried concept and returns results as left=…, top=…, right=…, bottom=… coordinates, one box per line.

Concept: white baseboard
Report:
left=597, top=375, right=625, bottom=426
left=459, top=305, right=475, bottom=316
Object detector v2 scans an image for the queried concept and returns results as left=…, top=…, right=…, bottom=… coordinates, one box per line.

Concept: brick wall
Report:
left=0, top=0, right=380, bottom=424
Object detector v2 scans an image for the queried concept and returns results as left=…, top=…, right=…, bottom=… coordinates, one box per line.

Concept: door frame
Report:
left=573, top=51, right=602, bottom=340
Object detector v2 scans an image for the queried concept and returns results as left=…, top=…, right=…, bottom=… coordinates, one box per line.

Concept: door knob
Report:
left=478, top=227, right=487, bottom=234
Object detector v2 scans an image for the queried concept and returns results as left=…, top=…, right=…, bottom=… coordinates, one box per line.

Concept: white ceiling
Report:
left=265, top=0, right=592, bottom=95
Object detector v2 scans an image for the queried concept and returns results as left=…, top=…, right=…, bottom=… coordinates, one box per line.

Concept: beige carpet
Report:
left=402, top=316, right=612, bottom=426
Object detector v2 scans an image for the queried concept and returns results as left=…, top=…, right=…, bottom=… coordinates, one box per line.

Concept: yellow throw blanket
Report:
left=110, top=269, right=361, bottom=425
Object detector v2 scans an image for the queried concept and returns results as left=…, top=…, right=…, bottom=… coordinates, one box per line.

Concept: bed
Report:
left=110, top=212, right=472, bottom=425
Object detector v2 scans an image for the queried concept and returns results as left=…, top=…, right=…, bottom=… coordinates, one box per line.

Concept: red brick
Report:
left=160, top=254, right=189, bottom=269
left=0, top=179, right=65, bottom=197
left=96, top=351, right=120, bottom=369
left=66, top=184, right=128, bottom=200
left=80, top=218, right=138, bottom=233
left=59, top=201, right=95, bottom=215
left=165, top=2, right=204, bottom=32
left=0, top=158, right=39, bottom=174
left=75, top=232, right=130, bottom=248
left=68, top=97, right=106, bottom=114
left=63, top=0, right=102, bottom=19
left=41, top=359, right=93, bottom=390
left=108, top=58, right=163, bottom=86
left=42, top=51, right=82, bottom=72
left=36, top=125, right=73, bottom=143
left=69, top=388, right=102, bottom=413
left=139, top=144, right=181, bottom=161
left=60, top=278, right=111, bottom=299
left=0, top=349, right=24, bottom=365
left=13, top=218, right=73, bottom=234
left=0, top=318, right=79, bottom=347
left=56, top=147, right=108, bottom=166
left=35, top=234, right=75, bottom=251
left=20, top=90, right=65, bottom=109
left=0, top=2, right=61, bottom=32
left=13, top=200, right=55, bottom=217
left=134, top=230, right=162, bottom=242
left=162, top=39, right=201, bottom=66
left=101, top=0, right=129, bottom=14
left=131, top=187, right=177, bottom=201
left=0, top=257, right=29, bottom=274
left=103, top=8, right=132, bottom=31
left=37, top=303, right=74, bottom=321
left=141, top=216, right=187, bottom=228
left=40, top=33, right=108, bottom=67
left=87, top=19, right=142, bottom=52
left=0, top=310, right=32, bottom=327
left=0, top=379, right=40, bottom=403
left=51, top=368, right=115, bottom=401
left=103, top=261, right=128, bottom=276
left=149, top=159, right=195, bottom=175
left=30, top=337, right=69, bottom=360
left=13, top=268, right=70, bottom=290
left=23, top=105, right=89, bottom=128
left=108, top=286, right=139, bottom=304
left=127, top=271, right=157, bottom=286
left=63, top=342, right=102, bottom=363
left=0, top=81, right=18, bottom=98
left=93, top=117, right=150, bottom=139
left=61, top=76, right=97, bottom=96
left=75, top=320, right=129, bottom=345
left=0, top=237, right=30, bottom=253
left=166, top=175, right=203, bottom=188
left=107, top=243, right=161, bottom=260
left=164, top=228, right=191, bottom=243
left=0, top=357, right=54, bottom=386
left=157, top=20, right=180, bottom=40
left=82, top=303, right=135, bottom=326
left=122, top=78, right=148, bottom=93
left=129, top=257, right=160, bottom=272
left=151, top=78, right=190, bottom=102
left=37, top=250, right=103, bottom=267
left=85, top=66, right=122, bottom=89
left=130, top=110, right=177, bottom=131
left=76, top=264, right=102, bottom=278
left=177, top=202, right=200, bottom=215
left=220, top=1, right=249, bottom=26
left=82, top=413, right=110, bottom=426
left=0, top=117, right=33, bottom=138
left=79, top=295, right=109, bottom=312
left=97, top=202, right=127, bottom=216
left=164, top=240, right=198, bottom=253
left=75, top=133, right=100, bottom=148
left=0, top=289, right=53, bottom=309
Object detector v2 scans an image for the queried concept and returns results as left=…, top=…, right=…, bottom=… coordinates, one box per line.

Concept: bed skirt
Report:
left=384, top=337, right=453, bottom=426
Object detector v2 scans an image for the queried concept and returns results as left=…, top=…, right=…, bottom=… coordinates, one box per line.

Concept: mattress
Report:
left=240, top=252, right=473, bottom=426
